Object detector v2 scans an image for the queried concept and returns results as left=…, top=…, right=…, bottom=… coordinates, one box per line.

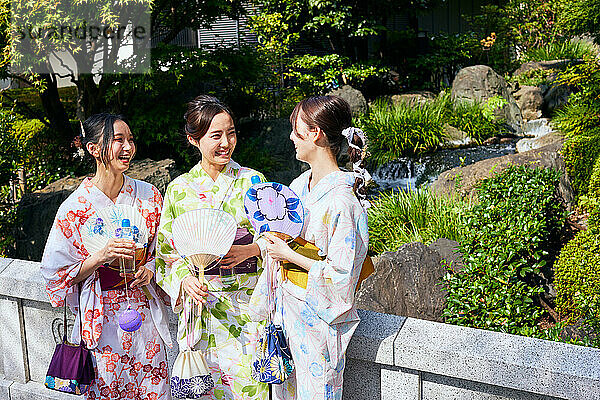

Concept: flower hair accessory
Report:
left=341, top=127, right=371, bottom=209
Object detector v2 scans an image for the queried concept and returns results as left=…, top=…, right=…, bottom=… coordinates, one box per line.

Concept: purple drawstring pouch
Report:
left=45, top=285, right=95, bottom=395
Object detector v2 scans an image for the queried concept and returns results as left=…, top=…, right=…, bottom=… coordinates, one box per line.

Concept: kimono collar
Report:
left=81, top=174, right=137, bottom=209
left=190, top=159, right=242, bottom=183
left=303, top=170, right=355, bottom=203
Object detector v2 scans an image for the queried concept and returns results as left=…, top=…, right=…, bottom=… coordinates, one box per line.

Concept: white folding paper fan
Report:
left=81, top=213, right=112, bottom=256
left=95, top=204, right=149, bottom=245
left=81, top=204, right=149, bottom=264
left=171, top=208, right=237, bottom=275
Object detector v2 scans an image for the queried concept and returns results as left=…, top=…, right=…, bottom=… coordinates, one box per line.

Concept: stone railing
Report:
left=0, top=256, right=599, bottom=400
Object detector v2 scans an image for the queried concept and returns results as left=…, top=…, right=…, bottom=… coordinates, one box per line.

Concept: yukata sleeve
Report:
left=40, top=205, right=84, bottom=308
left=305, top=203, right=369, bottom=326
left=155, top=185, right=192, bottom=314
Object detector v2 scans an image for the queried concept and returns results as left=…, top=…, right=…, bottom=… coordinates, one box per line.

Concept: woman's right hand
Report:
left=182, top=275, right=209, bottom=305
left=96, top=238, right=135, bottom=266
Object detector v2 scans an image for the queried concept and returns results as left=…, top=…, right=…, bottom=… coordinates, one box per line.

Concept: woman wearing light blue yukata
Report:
left=257, top=95, right=371, bottom=400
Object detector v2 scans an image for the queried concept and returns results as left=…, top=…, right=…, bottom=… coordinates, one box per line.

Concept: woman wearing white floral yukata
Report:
left=156, top=95, right=269, bottom=399
left=262, top=96, right=370, bottom=400
left=41, top=113, right=172, bottom=400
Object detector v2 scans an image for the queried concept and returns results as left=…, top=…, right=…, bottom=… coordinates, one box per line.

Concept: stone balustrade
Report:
left=0, top=256, right=598, bottom=400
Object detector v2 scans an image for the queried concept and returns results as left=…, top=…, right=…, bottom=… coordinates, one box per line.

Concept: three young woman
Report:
left=41, top=94, right=368, bottom=400
left=41, top=114, right=172, bottom=400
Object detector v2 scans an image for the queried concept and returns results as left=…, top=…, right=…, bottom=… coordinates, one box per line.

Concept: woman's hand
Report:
left=264, top=233, right=294, bottom=262
left=181, top=275, right=209, bottom=305
left=130, top=266, right=153, bottom=288
left=96, top=238, right=135, bottom=266
left=220, top=244, right=259, bottom=268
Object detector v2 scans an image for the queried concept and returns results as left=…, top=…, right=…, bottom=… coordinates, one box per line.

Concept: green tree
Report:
left=557, top=0, right=600, bottom=43
left=0, top=0, right=247, bottom=151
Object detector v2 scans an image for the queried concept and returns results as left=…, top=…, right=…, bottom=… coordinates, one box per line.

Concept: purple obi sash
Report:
left=98, top=265, right=128, bottom=291
left=206, top=227, right=258, bottom=275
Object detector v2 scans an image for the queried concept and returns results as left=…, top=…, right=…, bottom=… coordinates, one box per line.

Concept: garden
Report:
left=2, top=0, right=600, bottom=348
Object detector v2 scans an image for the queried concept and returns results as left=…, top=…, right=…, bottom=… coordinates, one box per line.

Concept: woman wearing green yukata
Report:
left=156, top=95, right=268, bottom=399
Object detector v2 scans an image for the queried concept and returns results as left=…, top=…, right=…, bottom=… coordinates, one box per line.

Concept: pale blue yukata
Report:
left=252, top=170, right=369, bottom=400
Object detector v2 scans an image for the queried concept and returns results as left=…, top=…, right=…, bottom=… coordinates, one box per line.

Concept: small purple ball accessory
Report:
left=119, top=306, right=142, bottom=332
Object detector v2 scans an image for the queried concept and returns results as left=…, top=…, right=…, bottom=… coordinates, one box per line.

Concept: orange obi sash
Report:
left=281, top=237, right=374, bottom=291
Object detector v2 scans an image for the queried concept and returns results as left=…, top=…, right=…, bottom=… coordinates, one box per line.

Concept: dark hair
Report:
left=184, top=95, right=234, bottom=141
left=81, top=113, right=129, bottom=165
left=290, top=96, right=367, bottom=198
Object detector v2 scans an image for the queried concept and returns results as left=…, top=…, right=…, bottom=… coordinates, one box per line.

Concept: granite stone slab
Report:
left=343, top=359, right=383, bottom=400
left=346, top=309, right=405, bottom=365
left=22, top=303, right=69, bottom=383
left=381, top=367, right=419, bottom=400
left=0, top=258, right=12, bottom=276
left=0, top=260, right=47, bottom=302
left=0, top=299, right=27, bottom=383
left=0, top=376, right=11, bottom=400
left=8, top=381, right=73, bottom=400
left=422, top=372, right=562, bottom=400
left=394, top=318, right=600, bottom=400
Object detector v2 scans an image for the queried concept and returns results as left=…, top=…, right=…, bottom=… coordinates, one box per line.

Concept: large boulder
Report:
left=543, top=84, right=573, bottom=116
left=431, top=140, right=575, bottom=209
left=516, top=131, right=564, bottom=153
left=513, top=85, right=544, bottom=121
left=440, top=124, right=475, bottom=149
left=513, top=60, right=580, bottom=77
left=355, top=240, right=462, bottom=322
left=390, top=91, right=436, bottom=106
left=451, top=65, right=524, bottom=133
left=326, top=85, right=368, bottom=116
left=15, top=158, right=180, bottom=261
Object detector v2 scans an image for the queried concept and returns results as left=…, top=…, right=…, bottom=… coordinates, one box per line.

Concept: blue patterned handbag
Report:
left=251, top=322, right=294, bottom=384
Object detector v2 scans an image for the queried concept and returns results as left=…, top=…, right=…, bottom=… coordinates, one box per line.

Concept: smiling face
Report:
left=189, top=111, right=237, bottom=169
left=290, top=110, right=316, bottom=163
left=87, top=119, right=135, bottom=174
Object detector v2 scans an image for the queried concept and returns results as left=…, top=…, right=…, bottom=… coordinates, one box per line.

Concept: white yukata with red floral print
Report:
left=41, top=175, right=173, bottom=400
left=252, top=170, right=369, bottom=400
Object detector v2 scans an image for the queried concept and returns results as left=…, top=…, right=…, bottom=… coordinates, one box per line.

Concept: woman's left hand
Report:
left=264, top=233, right=293, bottom=262
left=220, top=244, right=259, bottom=268
left=130, top=266, right=153, bottom=288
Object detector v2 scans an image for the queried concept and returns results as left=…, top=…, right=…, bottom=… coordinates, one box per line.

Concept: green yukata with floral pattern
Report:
left=156, top=160, right=268, bottom=400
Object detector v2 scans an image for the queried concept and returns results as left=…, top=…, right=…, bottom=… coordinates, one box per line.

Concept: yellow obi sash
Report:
left=281, top=237, right=374, bottom=290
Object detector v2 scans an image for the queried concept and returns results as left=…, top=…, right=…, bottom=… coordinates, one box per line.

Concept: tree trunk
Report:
left=38, top=73, right=74, bottom=148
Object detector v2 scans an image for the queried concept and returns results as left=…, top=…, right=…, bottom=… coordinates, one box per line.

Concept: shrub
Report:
left=367, top=188, right=469, bottom=254
left=522, top=40, right=596, bottom=62
left=443, top=165, right=566, bottom=337
left=359, top=94, right=506, bottom=165
left=357, top=99, right=446, bottom=164
left=553, top=58, right=600, bottom=198
left=287, top=54, right=387, bottom=97
left=555, top=230, right=600, bottom=345
left=560, top=129, right=600, bottom=197
left=509, top=68, right=558, bottom=87
left=436, top=93, right=507, bottom=141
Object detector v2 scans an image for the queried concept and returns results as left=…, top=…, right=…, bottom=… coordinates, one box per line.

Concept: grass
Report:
left=522, top=40, right=597, bottom=62
left=359, top=93, right=505, bottom=165
left=367, top=187, right=470, bottom=254
left=357, top=98, right=446, bottom=165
